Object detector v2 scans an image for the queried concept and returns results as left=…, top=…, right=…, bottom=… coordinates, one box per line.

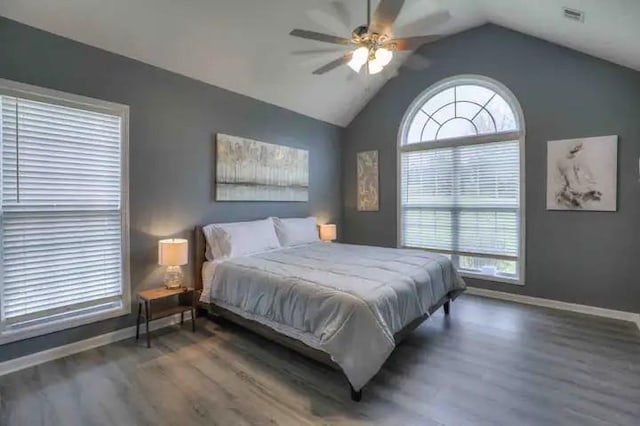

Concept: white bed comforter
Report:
left=200, top=242, right=465, bottom=390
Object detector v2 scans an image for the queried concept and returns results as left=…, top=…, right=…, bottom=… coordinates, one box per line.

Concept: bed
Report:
left=194, top=224, right=466, bottom=401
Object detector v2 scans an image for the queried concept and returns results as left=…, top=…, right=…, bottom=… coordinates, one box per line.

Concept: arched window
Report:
left=398, top=75, right=525, bottom=283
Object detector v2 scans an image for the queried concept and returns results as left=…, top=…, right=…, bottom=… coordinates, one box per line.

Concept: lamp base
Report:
left=164, top=265, right=184, bottom=289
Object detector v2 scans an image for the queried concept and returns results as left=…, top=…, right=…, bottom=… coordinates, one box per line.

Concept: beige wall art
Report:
left=357, top=150, right=379, bottom=211
left=215, top=134, right=309, bottom=201
left=546, top=135, right=618, bottom=211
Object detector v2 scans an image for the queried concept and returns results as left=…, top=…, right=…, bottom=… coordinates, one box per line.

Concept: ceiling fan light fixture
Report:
left=368, top=58, right=384, bottom=75
left=374, top=47, right=393, bottom=67
left=348, top=60, right=365, bottom=73
left=289, top=1, right=448, bottom=76
left=348, top=46, right=369, bottom=72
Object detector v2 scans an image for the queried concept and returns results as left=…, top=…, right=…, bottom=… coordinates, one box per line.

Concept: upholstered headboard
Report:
left=193, top=225, right=206, bottom=292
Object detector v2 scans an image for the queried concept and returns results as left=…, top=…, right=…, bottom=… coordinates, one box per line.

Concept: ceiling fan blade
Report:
left=394, top=10, right=451, bottom=37
left=330, top=1, right=352, bottom=29
left=306, top=11, right=347, bottom=36
left=389, top=35, right=442, bottom=51
left=306, top=1, right=352, bottom=35
left=289, top=29, right=351, bottom=45
left=312, top=53, right=353, bottom=75
left=292, top=48, right=346, bottom=56
left=370, top=0, right=406, bottom=35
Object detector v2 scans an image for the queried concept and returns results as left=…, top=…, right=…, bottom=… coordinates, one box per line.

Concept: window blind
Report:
left=400, top=140, right=520, bottom=259
left=1, top=95, right=124, bottom=330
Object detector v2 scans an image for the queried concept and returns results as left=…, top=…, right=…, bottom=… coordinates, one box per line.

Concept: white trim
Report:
left=396, top=74, right=526, bottom=285
left=400, top=131, right=521, bottom=152
left=0, top=78, right=131, bottom=344
left=0, top=313, right=183, bottom=377
left=402, top=245, right=519, bottom=262
left=0, top=302, right=129, bottom=345
left=0, top=78, right=128, bottom=115
left=466, top=287, right=640, bottom=330
left=461, top=271, right=523, bottom=286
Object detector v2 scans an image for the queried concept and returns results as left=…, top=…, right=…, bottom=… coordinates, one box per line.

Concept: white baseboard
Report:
left=0, top=313, right=183, bottom=377
left=466, top=287, right=640, bottom=330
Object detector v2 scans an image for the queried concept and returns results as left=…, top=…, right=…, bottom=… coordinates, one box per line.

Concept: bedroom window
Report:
left=0, top=80, right=130, bottom=344
left=398, top=75, right=525, bottom=284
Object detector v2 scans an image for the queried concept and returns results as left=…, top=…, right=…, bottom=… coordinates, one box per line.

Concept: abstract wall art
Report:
left=546, top=135, right=618, bottom=211
left=357, top=150, right=379, bottom=211
left=215, top=134, right=309, bottom=201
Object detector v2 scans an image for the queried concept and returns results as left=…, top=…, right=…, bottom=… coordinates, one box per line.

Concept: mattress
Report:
left=200, top=242, right=466, bottom=390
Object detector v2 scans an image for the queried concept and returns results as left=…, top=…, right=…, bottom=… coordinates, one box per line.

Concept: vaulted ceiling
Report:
left=1, top=0, right=639, bottom=127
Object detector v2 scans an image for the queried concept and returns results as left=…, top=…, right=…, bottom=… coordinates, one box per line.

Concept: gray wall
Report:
left=342, top=24, right=640, bottom=313
left=0, top=17, right=342, bottom=361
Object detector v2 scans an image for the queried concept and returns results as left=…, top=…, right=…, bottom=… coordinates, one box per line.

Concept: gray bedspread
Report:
left=200, top=242, right=465, bottom=390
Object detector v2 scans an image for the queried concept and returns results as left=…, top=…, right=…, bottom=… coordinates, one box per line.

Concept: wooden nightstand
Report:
left=136, top=287, right=196, bottom=348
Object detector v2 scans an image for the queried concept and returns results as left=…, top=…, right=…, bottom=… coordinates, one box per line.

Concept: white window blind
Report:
left=399, top=78, right=524, bottom=283
left=0, top=83, right=129, bottom=340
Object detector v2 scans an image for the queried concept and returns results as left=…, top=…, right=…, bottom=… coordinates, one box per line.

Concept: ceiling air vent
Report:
left=563, top=7, right=585, bottom=22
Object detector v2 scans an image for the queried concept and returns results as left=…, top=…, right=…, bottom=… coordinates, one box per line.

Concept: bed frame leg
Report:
left=350, top=384, right=362, bottom=402
left=443, top=301, right=450, bottom=315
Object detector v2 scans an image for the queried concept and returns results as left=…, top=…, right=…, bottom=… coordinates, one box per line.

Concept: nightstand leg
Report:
left=191, top=307, right=196, bottom=332
left=144, top=301, right=151, bottom=348
left=180, top=311, right=184, bottom=326
left=136, top=302, right=141, bottom=341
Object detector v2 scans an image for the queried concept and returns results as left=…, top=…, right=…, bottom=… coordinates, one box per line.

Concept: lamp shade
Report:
left=158, top=238, right=188, bottom=266
left=319, top=224, right=337, bottom=242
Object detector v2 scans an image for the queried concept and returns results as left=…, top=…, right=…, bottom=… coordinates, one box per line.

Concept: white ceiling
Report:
left=1, top=0, right=639, bottom=127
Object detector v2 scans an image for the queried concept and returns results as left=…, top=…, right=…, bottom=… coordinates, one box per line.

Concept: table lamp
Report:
left=319, top=224, right=337, bottom=242
left=158, top=238, right=188, bottom=289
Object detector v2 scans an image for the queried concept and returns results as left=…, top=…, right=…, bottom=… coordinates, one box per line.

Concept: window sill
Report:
left=0, top=300, right=131, bottom=345
left=460, top=271, right=524, bottom=286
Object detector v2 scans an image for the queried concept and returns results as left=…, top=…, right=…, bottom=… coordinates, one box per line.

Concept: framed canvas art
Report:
left=546, top=135, right=618, bottom=211
left=215, top=134, right=309, bottom=201
left=357, top=150, right=379, bottom=211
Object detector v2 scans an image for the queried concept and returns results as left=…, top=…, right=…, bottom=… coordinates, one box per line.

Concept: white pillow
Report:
left=273, top=217, right=319, bottom=247
left=202, top=218, right=281, bottom=260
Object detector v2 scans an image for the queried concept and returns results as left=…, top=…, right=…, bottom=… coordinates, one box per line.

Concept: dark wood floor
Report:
left=1, top=294, right=638, bottom=426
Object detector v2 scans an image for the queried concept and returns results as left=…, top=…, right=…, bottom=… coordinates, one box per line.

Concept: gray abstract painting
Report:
left=546, top=135, right=618, bottom=211
left=215, top=134, right=309, bottom=201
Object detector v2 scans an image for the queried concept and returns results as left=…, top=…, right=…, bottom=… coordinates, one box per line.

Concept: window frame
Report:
left=0, top=79, right=131, bottom=344
left=396, top=75, right=526, bottom=285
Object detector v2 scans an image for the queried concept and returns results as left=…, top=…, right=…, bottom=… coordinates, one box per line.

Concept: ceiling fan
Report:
left=290, top=0, right=447, bottom=75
